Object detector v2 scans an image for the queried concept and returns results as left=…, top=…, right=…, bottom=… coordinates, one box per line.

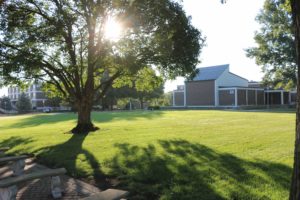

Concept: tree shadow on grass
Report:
left=0, top=136, right=34, bottom=148
left=32, top=133, right=111, bottom=188
left=0, top=134, right=109, bottom=187
left=5, top=111, right=164, bottom=129
left=0, top=136, right=35, bottom=156
left=108, top=140, right=292, bottom=200
left=0, top=136, right=292, bottom=199
left=0, top=135, right=107, bottom=199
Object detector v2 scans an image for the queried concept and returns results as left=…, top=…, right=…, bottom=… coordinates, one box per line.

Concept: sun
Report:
left=104, top=17, right=123, bottom=41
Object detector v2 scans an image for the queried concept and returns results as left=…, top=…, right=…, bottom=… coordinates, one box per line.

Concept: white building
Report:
left=8, top=84, right=47, bottom=109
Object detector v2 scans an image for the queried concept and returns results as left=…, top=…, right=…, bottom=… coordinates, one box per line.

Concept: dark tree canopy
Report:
left=45, top=97, right=61, bottom=107
left=16, top=93, right=32, bottom=113
left=0, top=96, right=13, bottom=110
left=246, top=0, right=296, bottom=89
left=0, top=0, right=204, bottom=133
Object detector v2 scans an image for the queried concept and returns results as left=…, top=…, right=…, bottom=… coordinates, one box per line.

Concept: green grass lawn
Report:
left=0, top=110, right=295, bottom=199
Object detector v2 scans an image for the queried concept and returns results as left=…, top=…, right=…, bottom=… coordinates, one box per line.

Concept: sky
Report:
left=0, top=0, right=265, bottom=96
left=165, top=0, right=265, bottom=92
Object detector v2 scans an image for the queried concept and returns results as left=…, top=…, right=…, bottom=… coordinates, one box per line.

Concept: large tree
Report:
left=246, top=0, right=296, bottom=90
left=290, top=0, right=300, bottom=199
left=0, top=0, right=204, bottom=133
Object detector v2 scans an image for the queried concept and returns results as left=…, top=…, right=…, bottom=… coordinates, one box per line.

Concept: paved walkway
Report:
left=0, top=159, right=102, bottom=200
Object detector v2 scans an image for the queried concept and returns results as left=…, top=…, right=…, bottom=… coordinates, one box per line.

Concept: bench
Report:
left=0, top=155, right=29, bottom=176
left=81, top=189, right=129, bottom=200
left=0, top=168, right=66, bottom=200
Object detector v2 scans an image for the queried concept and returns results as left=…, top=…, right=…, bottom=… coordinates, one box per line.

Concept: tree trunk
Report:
left=71, top=99, right=98, bottom=134
left=290, top=0, right=300, bottom=199
left=140, top=98, right=144, bottom=110
left=110, top=101, right=114, bottom=110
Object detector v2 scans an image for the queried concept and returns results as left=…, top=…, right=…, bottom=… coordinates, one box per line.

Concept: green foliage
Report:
left=246, top=0, right=296, bottom=90
left=150, top=92, right=172, bottom=107
left=16, top=93, right=32, bottom=113
left=41, top=83, right=64, bottom=99
left=102, top=68, right=164, bottom=109
left=135, top=68, right=163, bottom=92
left=0, top=0, right=204, bottom=103
left=134, top=68, right=164, bottom=107
left=0, top=96, right=12, bottom=110
left=116, top=98, right=130, bottom=110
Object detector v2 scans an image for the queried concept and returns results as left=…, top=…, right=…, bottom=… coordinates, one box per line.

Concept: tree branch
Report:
left=94, top=71, right=122, bottom=102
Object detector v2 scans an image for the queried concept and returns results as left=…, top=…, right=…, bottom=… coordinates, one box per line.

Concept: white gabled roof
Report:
left=193, top=64, right=229, bottom=81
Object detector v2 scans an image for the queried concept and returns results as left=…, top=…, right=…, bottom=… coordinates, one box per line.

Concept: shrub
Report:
left=148, top=106, right=160, bottom=110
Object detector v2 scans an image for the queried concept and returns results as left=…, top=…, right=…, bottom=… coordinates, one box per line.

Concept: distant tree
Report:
left=99, top=88, right=118, bottom=110
left=246, top=0, right=296, bottom=89
left=16, top=93, right=32, bottom=113
left=44, top=97, right=61, bottom=107
left=135, top=85, right=164, bottom=109
left=0, top=96, right=12, bottom=110
left=100, top=84, right=164, bottom=110
left=0, top=0, right=204, bottom=134
left=150, top=92, right=173, bottom=107
left=100, top=68, right=164, bottom=109
left=98, top=83, right=133, bottom=110
left=134, top=68, right=164, bottom=109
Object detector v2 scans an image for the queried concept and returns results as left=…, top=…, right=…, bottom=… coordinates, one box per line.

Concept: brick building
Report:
left=172, top=64, right=296, bottom=108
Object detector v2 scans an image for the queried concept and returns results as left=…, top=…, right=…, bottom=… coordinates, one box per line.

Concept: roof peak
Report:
left=193, top=64, right=229, bottom=81
left=197, top=64, right=229, bottom=70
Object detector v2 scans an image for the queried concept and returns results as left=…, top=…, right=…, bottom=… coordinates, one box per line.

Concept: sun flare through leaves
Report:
left=104, top=17, right=123, bottom=41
